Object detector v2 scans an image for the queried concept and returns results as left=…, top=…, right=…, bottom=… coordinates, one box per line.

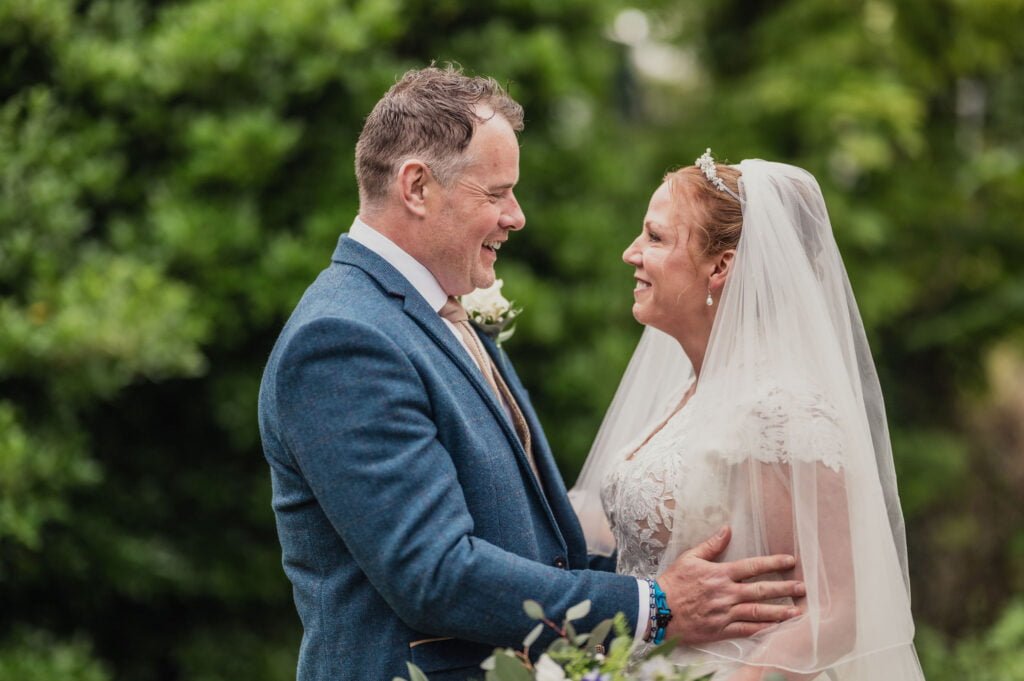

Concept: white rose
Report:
left=461, top=279, right=511, bottom=323
left=635, top=655, right=676, bottom=681
left=534, top=654, right=567, bottom=681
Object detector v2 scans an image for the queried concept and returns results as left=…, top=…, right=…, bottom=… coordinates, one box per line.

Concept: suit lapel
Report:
left=332, top=236, right=565, bottom=543
left=475, top=331, right=573, bottom=548
left=333, top=237, right=499, bottom=408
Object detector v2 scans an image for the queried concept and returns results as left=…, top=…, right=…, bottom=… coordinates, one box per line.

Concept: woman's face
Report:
left=622, top=181, right=712, bottom=339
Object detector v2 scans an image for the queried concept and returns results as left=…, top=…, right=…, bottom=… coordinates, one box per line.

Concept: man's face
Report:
left=423, top=110, right=525, bottom=296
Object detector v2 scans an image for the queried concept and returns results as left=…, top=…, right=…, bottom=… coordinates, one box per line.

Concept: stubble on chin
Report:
left=473, top=268, right=496, bottom=291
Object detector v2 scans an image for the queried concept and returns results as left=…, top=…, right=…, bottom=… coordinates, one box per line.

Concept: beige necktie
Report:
left=439, top=296, right=539, bottom=482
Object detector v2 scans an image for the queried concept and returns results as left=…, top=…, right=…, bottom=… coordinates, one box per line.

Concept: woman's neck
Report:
left=672, top=327, right=709, bottom=380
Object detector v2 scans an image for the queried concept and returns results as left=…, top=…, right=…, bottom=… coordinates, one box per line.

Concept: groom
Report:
left=258, top=65, right=805, bottom=681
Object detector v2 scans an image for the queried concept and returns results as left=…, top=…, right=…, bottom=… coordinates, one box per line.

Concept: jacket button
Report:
left=553, top=556, right=567, bottom=569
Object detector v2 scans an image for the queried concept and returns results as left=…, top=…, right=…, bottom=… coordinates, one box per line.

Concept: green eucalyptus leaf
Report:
left=585, top=618, right=614, bottom=651
left=492, top=651, right=534, bottom=681
left=565, top=599, right=592, bottom=622
left=523, top=599, right=545, bottom=620
left=547, top=638, right=572, bottom=655
left=609, top=635, right=633, bottom=656
left=405, top=662, right=429, bottom=681
left=523, top=622, right=544, bottom=648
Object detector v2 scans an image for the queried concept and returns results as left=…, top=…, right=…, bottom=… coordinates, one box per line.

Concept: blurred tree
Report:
left=0, top=629, right=110, bottom=681
left=0, top=0, right=1022, bottom=679
left=917, top=598, right=1024, bottom=681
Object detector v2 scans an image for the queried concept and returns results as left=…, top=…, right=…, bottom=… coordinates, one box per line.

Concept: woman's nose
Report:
left=623, top=239, right=641, bottom=266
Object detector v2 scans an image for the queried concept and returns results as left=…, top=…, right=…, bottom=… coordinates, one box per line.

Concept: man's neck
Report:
left=348, top=216, right=449, bottom=313
left=358, top=207, right=410, bottom=245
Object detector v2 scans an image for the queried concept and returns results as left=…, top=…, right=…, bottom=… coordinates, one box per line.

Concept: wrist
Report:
left=643, top=578, right=673, bottom=644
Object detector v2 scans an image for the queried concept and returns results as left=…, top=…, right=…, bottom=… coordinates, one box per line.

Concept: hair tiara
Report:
left=695, top=148, right=743, bottom=204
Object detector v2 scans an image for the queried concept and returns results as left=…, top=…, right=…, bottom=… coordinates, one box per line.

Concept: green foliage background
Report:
left=1, top=0, right=1022, bottom=678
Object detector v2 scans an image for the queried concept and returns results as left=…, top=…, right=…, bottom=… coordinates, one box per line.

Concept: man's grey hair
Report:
left=355, top=64, right=525, bottom=207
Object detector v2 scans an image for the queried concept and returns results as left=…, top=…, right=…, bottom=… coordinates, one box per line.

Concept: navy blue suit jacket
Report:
left=258, top=235, right=637, bottom=680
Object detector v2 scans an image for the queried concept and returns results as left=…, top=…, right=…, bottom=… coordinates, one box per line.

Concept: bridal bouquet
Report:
left=397, top=600, right=713, bottom=681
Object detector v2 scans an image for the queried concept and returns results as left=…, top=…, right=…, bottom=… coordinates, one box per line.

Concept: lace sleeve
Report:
left=691, top=386, right=859, bottom=677
left=720, top=384, right=846, bottom=473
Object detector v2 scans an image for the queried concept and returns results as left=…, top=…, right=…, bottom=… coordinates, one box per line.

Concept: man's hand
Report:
left=656, top=526, right=805, bottom=645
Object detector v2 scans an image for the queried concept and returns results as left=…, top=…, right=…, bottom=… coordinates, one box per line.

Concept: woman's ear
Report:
left=396, top=159, right=431, bottom=217
left=709, top=249, right=736, bottom=293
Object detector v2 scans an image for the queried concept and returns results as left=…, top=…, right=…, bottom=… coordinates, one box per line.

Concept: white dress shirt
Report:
left=346, top=216, right=651, bottom=643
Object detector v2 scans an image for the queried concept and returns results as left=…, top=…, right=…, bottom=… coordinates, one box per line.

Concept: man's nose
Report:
left=500, top=194, right=525, bottom=231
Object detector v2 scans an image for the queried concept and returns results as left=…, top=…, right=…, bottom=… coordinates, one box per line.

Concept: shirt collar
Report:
left=347, top=216, right=449, bottom=313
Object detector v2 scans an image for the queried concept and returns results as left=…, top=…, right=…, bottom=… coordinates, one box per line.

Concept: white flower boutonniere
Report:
left=460, top=278, right=522, bottom=346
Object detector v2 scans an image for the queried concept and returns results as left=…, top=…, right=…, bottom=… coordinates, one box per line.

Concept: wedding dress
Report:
left=570, top=161, right=926, bottom=680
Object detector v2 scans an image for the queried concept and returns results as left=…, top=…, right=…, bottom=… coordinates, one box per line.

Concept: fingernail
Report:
left=788, top=608, right=800, bottom=618
left=796, top=584, right=806, bottom=596
left=717, top=526, right=728, bottom=538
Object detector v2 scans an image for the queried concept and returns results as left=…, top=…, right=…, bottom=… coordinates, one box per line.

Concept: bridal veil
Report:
left=570, top=160, right=924, bottom=679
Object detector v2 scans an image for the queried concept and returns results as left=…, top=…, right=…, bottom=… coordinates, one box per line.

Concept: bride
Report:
left=570, top=152, right=926, bottom=680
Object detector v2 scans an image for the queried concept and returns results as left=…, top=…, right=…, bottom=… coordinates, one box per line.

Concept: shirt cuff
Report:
left=634, top=578, right=651, bottom=645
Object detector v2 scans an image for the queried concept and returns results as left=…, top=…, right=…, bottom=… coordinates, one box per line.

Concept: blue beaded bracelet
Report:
left=644, top=578, right=657, bottom=641
left=645, top=578, right=673, bottom=644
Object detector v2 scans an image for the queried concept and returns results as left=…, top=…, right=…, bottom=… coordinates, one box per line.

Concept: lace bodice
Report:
left=600, top=384, right=845, bottom=676
left=600, top=399, right=729, bottom=579
left=600, top=383, right=844, bottom=579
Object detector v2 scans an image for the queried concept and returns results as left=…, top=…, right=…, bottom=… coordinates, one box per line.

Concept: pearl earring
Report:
left=706, top=288, right=713, bottom=306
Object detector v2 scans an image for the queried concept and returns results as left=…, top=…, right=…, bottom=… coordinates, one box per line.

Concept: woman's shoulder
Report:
left=719, top=376, right=847, bottom=471
left=742, top=376, right=841, bottom=422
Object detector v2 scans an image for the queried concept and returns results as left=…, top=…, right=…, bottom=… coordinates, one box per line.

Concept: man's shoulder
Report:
left=300, top=259, right=387, bottom=314
left=259, top=265, right=408, bottom=406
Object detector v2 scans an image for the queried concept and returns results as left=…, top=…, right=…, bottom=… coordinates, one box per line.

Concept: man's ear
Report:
left=396, top=159, right=431, bottom=217
left=709, top=249, right=736, bottom=294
